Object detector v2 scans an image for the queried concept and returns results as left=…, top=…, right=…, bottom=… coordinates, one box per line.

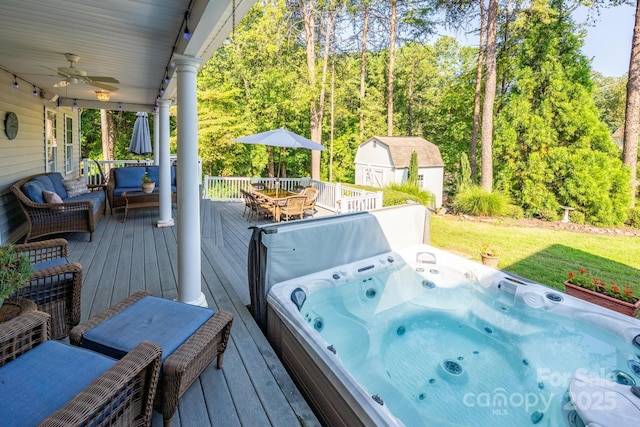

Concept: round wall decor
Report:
left=4, top=112, right=18, bottom=140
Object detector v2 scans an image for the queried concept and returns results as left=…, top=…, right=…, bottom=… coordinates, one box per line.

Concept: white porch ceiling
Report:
left=0, top=0, right=255, bottom=111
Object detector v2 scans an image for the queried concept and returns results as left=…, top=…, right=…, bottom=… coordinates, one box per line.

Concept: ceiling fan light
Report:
left=68, top=77, right=78, bottom=85
left=95, top=91, right=110, bottom=102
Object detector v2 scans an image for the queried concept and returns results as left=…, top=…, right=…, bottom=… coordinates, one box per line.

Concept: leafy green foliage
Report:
left=493, top=0, right=628, bottom=225
left=0, top=246, right=33, bottom=304
left=452, top=185, right=510, bottom=216
left=626, top=207, right=640, bottom=228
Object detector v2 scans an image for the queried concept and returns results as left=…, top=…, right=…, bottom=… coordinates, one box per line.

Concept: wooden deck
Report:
left=61, top=200, right=322, bottom=427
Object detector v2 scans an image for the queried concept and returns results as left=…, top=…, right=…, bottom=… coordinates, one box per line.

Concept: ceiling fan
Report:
left=52, top=53, right=119, bottom=91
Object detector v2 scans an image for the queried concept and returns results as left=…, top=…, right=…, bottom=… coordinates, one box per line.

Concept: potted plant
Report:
left=0, top=245, right=33, bottom=308
left=565, top=269, right=640, bottom=317
left=141, top=171, right=155, bottom=193
left=480, top=243, right=499, bottom=268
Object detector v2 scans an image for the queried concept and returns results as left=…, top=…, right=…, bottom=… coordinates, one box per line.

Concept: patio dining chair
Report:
left=278, top=195, right=307, bottom=221
left=302, top=187, right=319, bottom=218
left=11, top=238, right=82, bottom=340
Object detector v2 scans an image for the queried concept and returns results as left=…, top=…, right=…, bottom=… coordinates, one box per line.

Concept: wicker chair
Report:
left=279, top=195, right=307, bottom=221
left=11, top=238, right=81, bottom=340
left=0, top=311, right=161, bottom=427
left=302, top=187, right=319, bottom=217
left=70, top=291, right=234, bottom=427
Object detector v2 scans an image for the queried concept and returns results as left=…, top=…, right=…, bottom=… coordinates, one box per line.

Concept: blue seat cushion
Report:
left=32, top=256, right=70, bottom=271
left=81, top=296, right=214, bottom=363
left=62, top=190, right=105, bottom=215
left=114, top=167, right=146, bottom=188
left=48, top=172, right=68, bottom=199
left=0, top=340, right=115, bottom=427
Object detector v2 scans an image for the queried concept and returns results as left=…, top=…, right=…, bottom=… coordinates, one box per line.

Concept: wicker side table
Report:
left=0, top=297, right=37, bottom=323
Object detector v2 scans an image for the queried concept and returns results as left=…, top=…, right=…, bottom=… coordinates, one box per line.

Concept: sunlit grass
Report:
left=429, top=215, right=640, bottom=293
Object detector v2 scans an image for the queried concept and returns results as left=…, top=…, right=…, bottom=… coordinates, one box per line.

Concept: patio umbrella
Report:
left=233, top=128, right=325, bottom=178
left=128, top=112, right=152, bottom=156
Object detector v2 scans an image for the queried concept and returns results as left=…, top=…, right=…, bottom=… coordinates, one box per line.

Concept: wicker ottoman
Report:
left=69, top=291, right=233, bottom=427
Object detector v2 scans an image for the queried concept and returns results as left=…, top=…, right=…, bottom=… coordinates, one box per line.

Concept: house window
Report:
left=417, top=174, right=424, bottom=188
left=65, top=115, right=74, bottom=174
left=46, top=109, right=57, bottom=172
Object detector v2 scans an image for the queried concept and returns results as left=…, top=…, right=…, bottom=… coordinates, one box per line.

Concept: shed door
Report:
left=364, top=167, right=384, bottom=187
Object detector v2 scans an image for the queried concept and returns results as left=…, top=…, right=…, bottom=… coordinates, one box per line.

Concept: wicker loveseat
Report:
left=0, top=310, right=161, bottom=427
left=106, top=165, right=177, bottom=214
left=11, top=172, right=106, bottom=242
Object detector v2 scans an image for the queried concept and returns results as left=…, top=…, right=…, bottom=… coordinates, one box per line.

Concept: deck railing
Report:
left=82, top=157, right=202, bottom=186
left=202, top=176, right=383, bottom=213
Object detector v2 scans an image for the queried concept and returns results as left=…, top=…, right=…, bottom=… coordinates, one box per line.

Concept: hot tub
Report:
left=266, top=244, right=640, bottom=426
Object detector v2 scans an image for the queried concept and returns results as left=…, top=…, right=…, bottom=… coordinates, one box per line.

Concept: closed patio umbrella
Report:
left=234, top=128, right=325, bottom=178
left=128, top=112, right=152, bottom=156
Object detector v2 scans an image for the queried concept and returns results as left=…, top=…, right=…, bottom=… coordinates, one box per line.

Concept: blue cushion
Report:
left=114, top=167, right=146, bottom=188
left=22, top=181, right=46, bottom=204
left=32, top=175, right=56, bottom=193
left=81, top=296, right=214, bottom=363
left=0, top=340, right=115, bottom=427
left=146, top=166, right=160, bottom=183
left=63, top=190, right=105, bottom=215
left=48, top=173, right=68, bottom=198
left=32, top=257, right=70, bottom=271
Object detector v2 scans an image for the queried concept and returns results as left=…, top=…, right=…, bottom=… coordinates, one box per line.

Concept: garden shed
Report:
left=354, top=136, right=444, bottom=207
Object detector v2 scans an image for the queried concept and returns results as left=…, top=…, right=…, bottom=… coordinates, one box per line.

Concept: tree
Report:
left=480, top=0, right=498, bottom=191
left=408, top=150, right=419, bottom=186
left=470, top=0, right=485, bottom=181
left=623, top=0, right=640, bottom=206
left=494, top=0, right=629, bottom=224
left=387, top=0, right=398, bottom=136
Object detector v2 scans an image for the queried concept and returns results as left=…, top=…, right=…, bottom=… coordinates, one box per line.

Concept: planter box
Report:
left=564, top=282, right=640, bottom=317
left=480, top=253, right=499, bottom=269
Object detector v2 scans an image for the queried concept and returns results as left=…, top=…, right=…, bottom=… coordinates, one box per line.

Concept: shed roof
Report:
left=365, top=136, right=444, bottom=168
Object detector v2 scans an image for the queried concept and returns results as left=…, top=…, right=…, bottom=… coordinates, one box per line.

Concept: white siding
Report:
left=0, top=82, right=76, bottom=244
left=419, top=167, right=444, bottom=207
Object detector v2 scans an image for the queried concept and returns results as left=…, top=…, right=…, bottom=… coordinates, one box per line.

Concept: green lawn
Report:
left=429, top=215, right=640, bottom=293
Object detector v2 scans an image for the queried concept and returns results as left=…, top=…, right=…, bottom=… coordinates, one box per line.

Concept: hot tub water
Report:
left=269, top=245, right=640, bottom=426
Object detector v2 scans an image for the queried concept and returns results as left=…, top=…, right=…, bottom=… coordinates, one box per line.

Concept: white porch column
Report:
left=174, top=54, right=207, bottom=307
left=153, top=110, right=159, bottom=165
left=156, top=100, right=174, bottom=228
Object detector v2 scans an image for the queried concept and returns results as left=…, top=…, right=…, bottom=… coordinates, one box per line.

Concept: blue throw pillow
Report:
left=32, top=175, right=56, bottom=193
left=48, top=173, right=68, bottom=198
left=22, top=181, right=46, bottom=204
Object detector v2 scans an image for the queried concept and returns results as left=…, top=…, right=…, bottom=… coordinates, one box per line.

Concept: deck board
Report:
left=60, top=200, right=321, bottom=427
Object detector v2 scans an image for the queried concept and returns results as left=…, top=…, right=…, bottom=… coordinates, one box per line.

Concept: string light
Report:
left=72, top=99, right=78, bottom=109
left=118, top=103, right=123, bottom=110
left=32, top=85, right=38, bottom=96
left=183, top=12, right=191, bottom=41
left=12, top=75, right=19, bottom=89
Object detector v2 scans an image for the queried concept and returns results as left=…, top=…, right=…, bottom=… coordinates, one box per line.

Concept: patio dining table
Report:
left=252, top=189, right=298, bottom=222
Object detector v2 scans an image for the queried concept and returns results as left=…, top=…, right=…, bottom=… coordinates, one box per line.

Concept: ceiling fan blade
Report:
left=88, top=81, right=119, bottom=91
left=87, top=76, right=119, bottom=84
